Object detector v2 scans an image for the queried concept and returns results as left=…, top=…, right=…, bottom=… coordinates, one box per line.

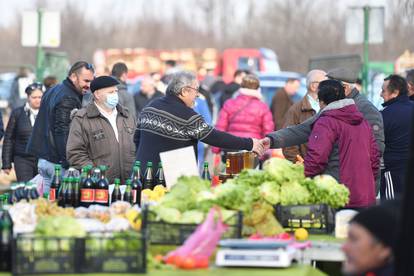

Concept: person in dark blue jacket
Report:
left=26, top=61, right=95, bottom=193
left=380, top=74, right=414, bottom=199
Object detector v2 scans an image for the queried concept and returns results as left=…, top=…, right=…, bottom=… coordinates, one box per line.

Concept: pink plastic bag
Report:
left=166, top=207, right=228, bottom=262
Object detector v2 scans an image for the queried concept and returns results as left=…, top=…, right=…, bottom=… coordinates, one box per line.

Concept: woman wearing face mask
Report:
left=2, top=83, right=44, bottom=181
left=66, top=76, right=136, bottom=184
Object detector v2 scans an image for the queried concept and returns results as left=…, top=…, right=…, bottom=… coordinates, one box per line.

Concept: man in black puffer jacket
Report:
left=26, top=61, right=94, bottom=193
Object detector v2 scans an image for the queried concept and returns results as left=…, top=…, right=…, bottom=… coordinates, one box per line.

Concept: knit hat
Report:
left=90, top=76, right=120, bottom=93
left=241, top=75, right=260, bottom=90
left=350, top=200, right=400, bottom=249
left=326, top=68, right=358, bottom=84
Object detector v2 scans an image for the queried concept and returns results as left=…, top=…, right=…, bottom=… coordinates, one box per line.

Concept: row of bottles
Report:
left=50, top=165, right=115, bottom=208
left=134, top=161, right=166, bottom=190
left=8, top=182, right=39, bottom=204
left=47, top=161, right=167, bottom=208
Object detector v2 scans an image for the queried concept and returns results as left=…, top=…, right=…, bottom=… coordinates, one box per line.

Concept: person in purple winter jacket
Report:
left=304, top=80, right=380, bottom=209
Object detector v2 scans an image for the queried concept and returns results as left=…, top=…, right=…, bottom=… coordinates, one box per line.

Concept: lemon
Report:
left=142, top=189, right=152, bottom=196
left=153, top=185, right=166, bottom=197
left=141, top=189, right=153, bottom=203
left=294, top=228, right=309, bottom=241
left=149, top=192, right=160, bottom=201
left=126, top=209, right=142, bottom=230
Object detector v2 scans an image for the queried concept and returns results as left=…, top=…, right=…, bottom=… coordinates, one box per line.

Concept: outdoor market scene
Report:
left=0, top=0, right=414, bottom=276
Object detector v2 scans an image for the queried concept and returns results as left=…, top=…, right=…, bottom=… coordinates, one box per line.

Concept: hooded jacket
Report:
left=304, top=99, right=380, bottom=208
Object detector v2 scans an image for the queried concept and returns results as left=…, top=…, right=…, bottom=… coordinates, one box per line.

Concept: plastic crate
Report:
left=11, top=232, right=146, bottom=275
left=142, top=208, right=243, bottom=245
left=12, top=235, right=79, bottom=275
left=274, top=204, right=335, bottom=234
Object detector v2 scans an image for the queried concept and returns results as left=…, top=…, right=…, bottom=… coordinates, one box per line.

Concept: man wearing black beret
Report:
left=66, top=76, right=136, bottom=184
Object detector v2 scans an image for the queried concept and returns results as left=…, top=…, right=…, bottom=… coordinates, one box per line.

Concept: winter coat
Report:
left=66, top=103, right=136, bottom=184
left=381, top=95, right=414, bottom=171
left=135, top=94, right=253, bottom=173
left=2, top=105, right=36, bottom=169
left=271, top=88, right=294, bottom=130
left=304, top=99, right=380, bottom=208
left=282, top=94, right=317, bottom=162
left=26, top=78, right=83, bottom=167
left=213, top=93, right=274, bottom=153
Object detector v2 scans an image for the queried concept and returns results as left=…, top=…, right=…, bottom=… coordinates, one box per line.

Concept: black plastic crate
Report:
left=12, top=235, right=79, bottom=275
left=81, top=232, right=146, bottom=274
left=274, top=204, right=335, bottom=234
left=142, top=208, right=243, bottom=245
left=11, top=232, right=146, bottom=275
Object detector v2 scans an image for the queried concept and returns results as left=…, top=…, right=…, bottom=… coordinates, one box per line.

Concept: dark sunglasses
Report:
left=69, top=62, right=95, bottom=75
left=25, top=82, right=45, bottom=94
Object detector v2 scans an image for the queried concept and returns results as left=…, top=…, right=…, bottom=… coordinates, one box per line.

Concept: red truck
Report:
left=93, top=47, right=280, bottom=83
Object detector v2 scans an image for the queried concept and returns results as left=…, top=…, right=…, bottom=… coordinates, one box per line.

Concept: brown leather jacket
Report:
left=271, top=88, right=294, bottom=130
left=282, top=95, right=316, bottom=163
left=66, top=102, right=136, bottom=183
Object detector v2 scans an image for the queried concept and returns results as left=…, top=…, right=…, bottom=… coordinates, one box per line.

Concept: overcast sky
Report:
left=0, top=0, right=388, bottom=27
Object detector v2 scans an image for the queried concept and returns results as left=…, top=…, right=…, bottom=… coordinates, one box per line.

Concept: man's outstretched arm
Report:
left=265, top=115, right=317, bottom=148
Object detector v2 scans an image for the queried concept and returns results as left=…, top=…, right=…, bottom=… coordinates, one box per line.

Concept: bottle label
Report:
left=80, top=189, right=95, bottom=202
left=49, top=188, right=56, bottom=202
left=226, top=159, right=230, bottom=168
left=132, top=189, right=137, bottom=203
left=95, top=189, right=109, bottom=203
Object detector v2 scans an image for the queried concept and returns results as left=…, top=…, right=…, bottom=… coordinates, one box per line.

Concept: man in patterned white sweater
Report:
left=134, top=71, right=265, bottom=173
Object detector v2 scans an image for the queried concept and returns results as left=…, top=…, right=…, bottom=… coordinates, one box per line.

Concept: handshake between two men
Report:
left=251, top=137, right=272, bottom=157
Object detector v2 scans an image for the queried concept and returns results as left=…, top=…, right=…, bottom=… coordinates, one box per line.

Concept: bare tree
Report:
left=0, top=0, right=413, bottom=74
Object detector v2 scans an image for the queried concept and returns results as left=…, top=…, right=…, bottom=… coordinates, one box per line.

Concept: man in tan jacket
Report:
left=67, top=76, right=136, bottom=184
left=282, top=70, right=326, bottom=163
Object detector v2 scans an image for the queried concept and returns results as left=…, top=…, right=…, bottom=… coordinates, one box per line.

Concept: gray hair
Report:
left=306, top=69, right=326, bottom=89
left=166, top=71, right=197, bottom=96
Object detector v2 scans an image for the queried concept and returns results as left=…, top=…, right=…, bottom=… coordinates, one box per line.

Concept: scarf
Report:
left=24, top=102, right=39, bottom=126
left=239, top=88, right=263, bottom=100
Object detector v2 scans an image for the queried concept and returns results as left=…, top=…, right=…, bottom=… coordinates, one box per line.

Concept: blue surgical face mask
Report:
left=105, top=93, right=119, bottom=109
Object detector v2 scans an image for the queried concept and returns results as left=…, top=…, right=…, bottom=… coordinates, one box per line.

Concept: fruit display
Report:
left=141, top=185, right=167, bottom=203
left=35, top=198, right=75, bottom=218
left=8, top=198, right=143, bottom=235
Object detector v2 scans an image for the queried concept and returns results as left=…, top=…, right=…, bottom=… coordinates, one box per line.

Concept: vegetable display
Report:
left=150, top=158, right=350, bottom=237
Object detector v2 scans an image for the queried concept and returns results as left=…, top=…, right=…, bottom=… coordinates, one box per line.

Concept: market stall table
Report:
left=0, top=265, right=327, bottom=276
